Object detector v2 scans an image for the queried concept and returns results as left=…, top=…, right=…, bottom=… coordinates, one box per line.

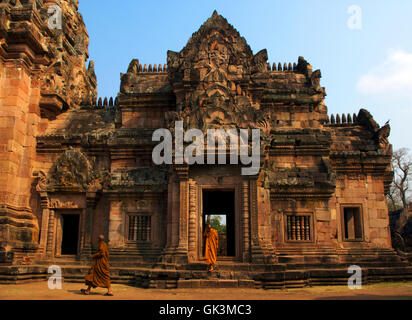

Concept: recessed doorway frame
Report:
left=54, top=209, right=82, bottom=258
left=197, top=184, right=242, bottom=261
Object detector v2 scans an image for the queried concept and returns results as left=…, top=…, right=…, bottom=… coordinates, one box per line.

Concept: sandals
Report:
left=81, top=289, right=113, bottom=296
left=81, top=289, right=90, bottom=295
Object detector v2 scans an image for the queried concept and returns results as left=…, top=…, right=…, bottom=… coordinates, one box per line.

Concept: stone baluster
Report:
left=305, top=216, right=310, bottom=240
left=287, top=216, right=291, bottom=240
left=291, top=216, right=296, bottom=240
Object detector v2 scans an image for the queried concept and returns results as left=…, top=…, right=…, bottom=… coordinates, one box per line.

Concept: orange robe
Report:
left=204, top=228, right=219, bottom=266
left=85, top=241, right=111, bottom=288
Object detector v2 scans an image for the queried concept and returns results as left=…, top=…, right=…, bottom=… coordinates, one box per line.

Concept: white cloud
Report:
left=357, top=49, right=412, bottom=98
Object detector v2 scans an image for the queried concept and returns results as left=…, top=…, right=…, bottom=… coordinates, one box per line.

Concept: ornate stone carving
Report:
left=35, top=171, right=48, bottom=192
left=87, top=169, right=110, bottom=192
left=49, top=199, right=78, bottom=209
left=375, top=121, right=391, bottom=150
left=48, top=148, right=91, bottom=190
left=110, top=168, right=168, bottom=187
left=47, top=148, right=110, bottom=193
left=38, top=1, right=97, bottom=110
left=165, top=11, right=272, bottom=136
left=357, top=109, right=392, bottom=151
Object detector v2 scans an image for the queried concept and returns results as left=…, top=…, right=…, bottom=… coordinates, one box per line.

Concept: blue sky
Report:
left=79, top=0, right=412, bottom=151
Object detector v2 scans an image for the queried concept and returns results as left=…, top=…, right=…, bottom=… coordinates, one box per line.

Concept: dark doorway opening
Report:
left=203, top=190, right=235, bottom=257
left=61, top=214, right=80, bottom=255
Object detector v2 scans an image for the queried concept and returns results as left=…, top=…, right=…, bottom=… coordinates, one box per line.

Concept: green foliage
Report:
left=209, top=215, right=227, bottom=234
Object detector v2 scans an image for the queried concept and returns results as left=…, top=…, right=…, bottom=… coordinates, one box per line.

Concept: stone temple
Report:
left=1, top=1, right=411, bottom=288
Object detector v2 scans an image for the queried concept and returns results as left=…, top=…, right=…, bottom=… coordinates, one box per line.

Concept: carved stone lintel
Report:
left=49, top=199, right=78, bottom=209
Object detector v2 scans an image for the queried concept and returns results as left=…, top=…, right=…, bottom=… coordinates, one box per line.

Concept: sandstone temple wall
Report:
left=0, top=5, right=396, bottom=266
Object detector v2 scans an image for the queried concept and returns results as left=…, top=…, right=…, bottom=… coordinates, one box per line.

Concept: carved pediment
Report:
left=48, top=148, right=92, bottom=190
left=44, top=148, right=110, bottom=192
left=166, top=11, right=272, bottom=133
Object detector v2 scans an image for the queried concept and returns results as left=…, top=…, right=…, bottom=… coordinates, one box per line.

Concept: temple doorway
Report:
left=60, top=214, right=80, bottom=255
left=202, top=190, right=235, bottom=257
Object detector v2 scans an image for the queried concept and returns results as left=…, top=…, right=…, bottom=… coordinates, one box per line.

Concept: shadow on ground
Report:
left=315, top=294, right=412, bottom=300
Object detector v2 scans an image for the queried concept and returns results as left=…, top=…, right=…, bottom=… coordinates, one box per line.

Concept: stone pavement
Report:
left=1, top=281, right=412, bottom=300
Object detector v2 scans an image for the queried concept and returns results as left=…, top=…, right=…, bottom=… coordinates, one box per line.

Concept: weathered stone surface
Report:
left=0, top=6, right=397, bottom=278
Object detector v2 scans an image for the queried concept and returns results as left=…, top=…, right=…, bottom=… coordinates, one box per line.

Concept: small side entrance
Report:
left=60, top=214, right=80, bottom=256
left=202, top=190, right=235, bottom=257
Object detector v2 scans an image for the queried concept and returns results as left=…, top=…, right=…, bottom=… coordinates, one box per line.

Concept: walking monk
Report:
left=204, top=224, right=219, bottom=272
left=81, top=235, right=113, bottom=296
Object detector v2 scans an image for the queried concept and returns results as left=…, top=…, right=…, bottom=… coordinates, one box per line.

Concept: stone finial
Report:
left=115, top=97, right=119, bottom=106
left=98, top=97, right=102, bottom=107
left=139, top=64, right=142, bottom=72
left=153, top=64, right=158, bottom=72
left=336, top=114, right=341, bottom=124
left=148, top=64, right=152, bottom=72
left=158, top=64, right=163, bottom=72
left=330, top=114, right=335, bottom=124
left=347, top=113, right=352, bottom=123
left=288, top=63, right=292, bottom=71
left=342, top=113, right=346, bottom=124
left=293, top=63, right=297, bottom=71
left=143, top=64, right=147, bottom=72
left=163, top=64, right=168, bottom=72
left=126, top=59, right=140, bottom=74
left=109, top=97, right=114, bottom=106
left=283, top=63, right=287, bottom=71
left=267, top=63, right=271, bottom=71
left=278, top=63, right=282, bottom=71
left=273, top=63, right=277, bottom=71
left=353, top=113, right=357, bottom=123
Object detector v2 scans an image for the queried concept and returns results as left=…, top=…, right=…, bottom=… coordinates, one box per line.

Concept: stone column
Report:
left=188, top=179, right=197, bottom=261
left=38, top=192, right=50, bottom=258
left=249, top=179, right=260, bottom=252
left=242, top=180, right=250, bottom=262
left=80, top=192, right=97, bottom=261
left=249, top=178, right=276, bottom=264
left=46, top=209, right=55, bottom=258
left=161, top=165, right=189, bottom=264
left=175, top=165, right=189, bottom=259
left=108, top=198, right=123, bottom=248
left=249, top=177, right=276, bottom=264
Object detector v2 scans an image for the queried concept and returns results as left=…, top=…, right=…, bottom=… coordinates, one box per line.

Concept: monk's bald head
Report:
left=98, top=235, right=105, bottom=242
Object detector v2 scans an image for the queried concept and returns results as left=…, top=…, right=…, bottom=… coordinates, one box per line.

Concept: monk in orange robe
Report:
left=204, top=224, right=219, bottom=272
left=81, top=235, right=113, bottom=296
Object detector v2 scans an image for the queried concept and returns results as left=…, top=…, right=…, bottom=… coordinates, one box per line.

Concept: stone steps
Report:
left=2, top=252, right=412, bottom=289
